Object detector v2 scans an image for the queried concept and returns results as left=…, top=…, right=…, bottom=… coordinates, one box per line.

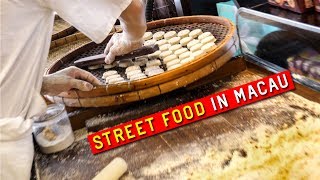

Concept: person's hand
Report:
left=41, top=66, right=102, bottom=96
left=104, top=0, right=147, bottom=64
left=104, top=33, right=144, bottom=64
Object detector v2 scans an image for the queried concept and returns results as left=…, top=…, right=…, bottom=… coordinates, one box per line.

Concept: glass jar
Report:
left=33, top=104, right=74, bottom=154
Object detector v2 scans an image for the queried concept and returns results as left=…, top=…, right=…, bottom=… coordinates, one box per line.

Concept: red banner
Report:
left=88, top=70, right=295, bottom=154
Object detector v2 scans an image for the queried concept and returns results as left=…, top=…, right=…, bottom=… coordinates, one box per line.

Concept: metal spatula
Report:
left=74, top=44, right=159, bottom=68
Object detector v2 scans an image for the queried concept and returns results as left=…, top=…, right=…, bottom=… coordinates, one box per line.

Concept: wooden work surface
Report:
left=33, top=62, right=320, bottom=180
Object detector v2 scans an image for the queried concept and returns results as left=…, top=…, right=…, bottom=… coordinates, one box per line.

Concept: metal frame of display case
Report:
left=236, top=8, right=320, bottom=91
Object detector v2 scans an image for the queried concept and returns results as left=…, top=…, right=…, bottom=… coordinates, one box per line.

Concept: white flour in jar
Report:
left=36, top=125, right=75, bottom=154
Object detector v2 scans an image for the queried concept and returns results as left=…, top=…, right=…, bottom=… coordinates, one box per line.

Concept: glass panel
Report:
left=237, top=8, right=320, bottom=90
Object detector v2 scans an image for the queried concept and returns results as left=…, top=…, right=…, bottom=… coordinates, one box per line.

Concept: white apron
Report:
left=0, top=0, right=132, bottom=179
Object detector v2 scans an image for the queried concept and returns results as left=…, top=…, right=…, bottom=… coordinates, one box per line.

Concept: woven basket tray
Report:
left=46, top=16, right=237, bottom=107
left=52, top=15, right=77, bottom=41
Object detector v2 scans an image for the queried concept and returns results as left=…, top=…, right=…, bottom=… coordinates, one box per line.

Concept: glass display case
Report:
left=237, top=8, right=320, bottom=91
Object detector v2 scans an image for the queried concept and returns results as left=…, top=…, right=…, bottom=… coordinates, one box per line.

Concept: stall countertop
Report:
left=33, top=61, right=320, bottom=180
left=253, top=3, right=320, bottom=27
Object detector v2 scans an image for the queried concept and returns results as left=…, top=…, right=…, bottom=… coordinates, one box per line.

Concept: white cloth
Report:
left=0, top=0, right=132, bottom=179
left=0, top=134, right=34, bottom=180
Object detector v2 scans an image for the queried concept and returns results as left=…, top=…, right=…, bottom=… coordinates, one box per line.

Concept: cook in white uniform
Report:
left=0, top=0, right=146, bottom=179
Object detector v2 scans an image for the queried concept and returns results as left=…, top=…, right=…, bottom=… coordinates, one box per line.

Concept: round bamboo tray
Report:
left=52, top=15, right=77, bottom=41
left=46, top=16, right=237, bottom=107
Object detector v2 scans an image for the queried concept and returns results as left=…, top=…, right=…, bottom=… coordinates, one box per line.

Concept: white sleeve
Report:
left=46, top=0, right=133, bottom=43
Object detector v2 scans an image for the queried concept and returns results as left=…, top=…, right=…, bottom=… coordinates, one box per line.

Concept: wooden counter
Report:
left=33, top=59, right=319, bottom=179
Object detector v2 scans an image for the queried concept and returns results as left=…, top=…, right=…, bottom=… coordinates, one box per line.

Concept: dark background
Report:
left=150, top=0, right=319, bottom=27
left=151, top=0, right=268, bottom=20
left=189, top=0, right=228, bottom=15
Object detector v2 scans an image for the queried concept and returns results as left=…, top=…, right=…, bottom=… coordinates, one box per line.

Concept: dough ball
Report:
left=125, top=66, right=141, bottom=73
left=160, top=50, right=173, bottom=59
left=163, top=54, right=178, bottom=64
left=108, top=77, right=125, bottom=84
left=164, top=31, right=177, bottom=40
left=88, top=65, right=102, bottom=70
left=192, top=50, right=205, bottom=59
left=104, top=63, right=116, bottom=70
left=189, top=29, right=203, bottom=38
left=105, top=74, right=121, bottom=82
left=147, top=69, right=165, bottom=77
left=178, top=29, right=191, bottom=38
left=180, top=37, right=193, bottom=46
left=146, top=59, right=162, bottom=67
left=180, top=57, right=195, bottom=64
left=179, top=51, right=192, bottom=60
left=201, top=36, right=216, bottom=45
left=190, top=43, right=202, bottom=52
left=166, top=59, right=180, bottom=67
left=159, top=44, right=171, bottom=51
left=201, top=42, right=217, bottom=52
left=187, top=39, right=201, bottom=49
left=167, top=63, right=182, bottom=71
left=126, top=70, right=143, bottom=79
left=168, top=37, right=181, bottom=45
left=130, top=73, right=147, bottom=80
left=143, top=32, right=153, bottom=41
left=169, top=44, right=182, bottom=53
left=153, top=31, right=165, bottom=40
left=174, top=48, right=188, bottom=56
left=198, top=32, right=213, bottom=41
left=156, top=39, right=168, bottom=46
left=103, top=70, right=118, bottom=79
left=144, top=39, right=157, bottom=46
left=118, top=60, right=134, bottom=68
left=148, top=50, right=161, bottom=59
left=145, top=66, right=161, bottom=75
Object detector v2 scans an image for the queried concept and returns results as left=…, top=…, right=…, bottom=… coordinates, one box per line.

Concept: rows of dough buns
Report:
left=98, top=28, right=217, bottom=84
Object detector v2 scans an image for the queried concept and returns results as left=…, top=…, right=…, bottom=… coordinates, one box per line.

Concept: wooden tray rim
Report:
left=46, top=44, right=237, bottom=107
left=46, top=15, right=236, bottom=99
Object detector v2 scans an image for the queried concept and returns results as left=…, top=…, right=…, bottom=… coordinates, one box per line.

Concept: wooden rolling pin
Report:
left=92, top=157, right=128, bottom=180
left=74, top=44, right=159, bottom=68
